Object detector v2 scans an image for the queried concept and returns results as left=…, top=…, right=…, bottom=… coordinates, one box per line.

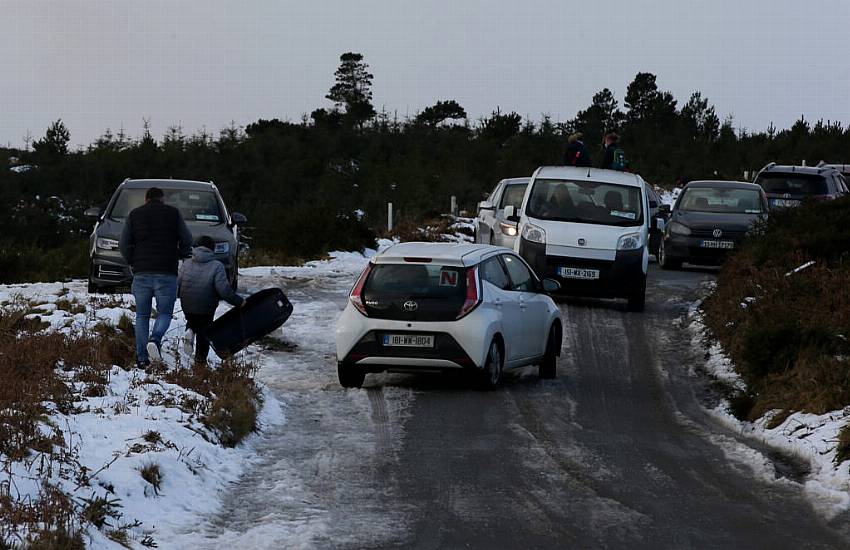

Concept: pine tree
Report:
left=326, top=52, right=376, bottom=127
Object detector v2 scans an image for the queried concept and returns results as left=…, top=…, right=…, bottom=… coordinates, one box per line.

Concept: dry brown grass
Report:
left=702, top=198, right=850, bottom=421
left=165, top=358, right=262, bottom=447
left=377, top=214, right=473, bottom=243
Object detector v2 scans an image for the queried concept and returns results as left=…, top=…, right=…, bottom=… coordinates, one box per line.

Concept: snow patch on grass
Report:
left=688, top=299, right=850, bottom=519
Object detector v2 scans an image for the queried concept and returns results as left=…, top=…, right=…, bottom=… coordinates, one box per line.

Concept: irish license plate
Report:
left=771, top=198, right=801, bottom=208
left=382, top=334, right=434, bottom=348
left=700, top=240, right=735, bottom=249
left=558, top=267, right=600, bottom=280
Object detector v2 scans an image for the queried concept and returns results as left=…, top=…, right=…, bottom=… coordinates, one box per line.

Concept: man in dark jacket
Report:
left=119, top=187, right=193, bottom=367
left=564, top=132, right=592, bottom=167
left=178, top=236, right=244, bottom=365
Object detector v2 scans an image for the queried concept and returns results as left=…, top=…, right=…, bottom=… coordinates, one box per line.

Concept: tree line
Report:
left=2, top=52, right=850, bottom=281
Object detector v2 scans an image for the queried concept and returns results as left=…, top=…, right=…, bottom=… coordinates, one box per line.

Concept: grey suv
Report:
left=754, top=163, right=847, bottom=208
left=85, top=178, right=247, bottom=293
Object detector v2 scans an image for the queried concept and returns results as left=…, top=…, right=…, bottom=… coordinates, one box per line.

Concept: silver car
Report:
left=474, top=178, right=529, bottom=248
left=85, top=178, right=247, bottom=293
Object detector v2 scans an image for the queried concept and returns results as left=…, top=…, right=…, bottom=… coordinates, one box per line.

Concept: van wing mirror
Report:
left=478, top=200, right=495, bottom=211
left=658, top=204, right=671, bottom=215
left=84, top=207, right=102, bottom=218
left=231, top=212, right=248, bottom=225
left=503, top=205, right=519, bottom=221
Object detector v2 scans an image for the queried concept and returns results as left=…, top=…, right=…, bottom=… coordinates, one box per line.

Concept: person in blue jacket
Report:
left=178, top=236, right=245, bottom=365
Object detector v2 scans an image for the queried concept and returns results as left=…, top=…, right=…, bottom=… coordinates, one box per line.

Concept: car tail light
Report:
left=349, top=263, right=373, bottom=316
left=813, top=194, right=837, bottom=201
left=456, top=267, right=481, bottom=319
left=404, top=257, right=432, bottom=263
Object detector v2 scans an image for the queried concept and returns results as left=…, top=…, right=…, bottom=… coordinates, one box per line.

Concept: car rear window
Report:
left=362, top=264, right=468, bottom=321
left=679, top=187, right=764, bottom=214
left=756, top=173, right=828, bottom=196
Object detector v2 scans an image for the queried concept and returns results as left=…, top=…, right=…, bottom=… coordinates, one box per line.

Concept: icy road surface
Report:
left=186, top=262, right=850, bottom=549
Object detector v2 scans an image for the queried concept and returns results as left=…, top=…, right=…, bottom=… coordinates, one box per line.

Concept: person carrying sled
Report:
left=564, top=132, right=592, bottom=167
left=600, top=133, right=628, bottom=171
left=178, top=235, right=245, bottom=365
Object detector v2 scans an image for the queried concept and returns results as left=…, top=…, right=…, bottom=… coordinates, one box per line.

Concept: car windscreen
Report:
left=526, top=178, right=643, bottom=227
left=500, top=184, right=528, bottom=209
left=756, top=173, right=828, bottom=196
left=109, top=188, right=224, bottom=223
left=679, top=187, right=764, bottom=214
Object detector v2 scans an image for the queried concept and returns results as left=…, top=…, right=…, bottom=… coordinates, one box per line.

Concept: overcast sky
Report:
left=1, top=0, right=849, bottom=147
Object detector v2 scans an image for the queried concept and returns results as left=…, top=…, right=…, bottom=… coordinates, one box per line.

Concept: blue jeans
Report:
left=132, top=273, right=177, bottom=362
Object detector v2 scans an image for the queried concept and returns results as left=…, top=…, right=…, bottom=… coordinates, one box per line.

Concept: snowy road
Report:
left=187, top=263, right=850, bottom=549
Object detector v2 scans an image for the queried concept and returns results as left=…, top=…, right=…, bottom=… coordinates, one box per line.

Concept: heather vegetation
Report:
left=3, top=54, right=850, bottom=283
left=703, top=197, right=850, bottom=422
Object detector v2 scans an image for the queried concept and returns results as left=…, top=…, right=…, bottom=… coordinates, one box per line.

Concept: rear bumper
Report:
left=338, top=330, right=476, bottom=372
left=663, top=234, right=740, bottom=265
left=519, top=237, right=644, bottom=298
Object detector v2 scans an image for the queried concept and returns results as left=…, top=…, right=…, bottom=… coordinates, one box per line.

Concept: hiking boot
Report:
left=146, top=341, right=162, bottom=362
left=136, top=359, right=151, bottom=369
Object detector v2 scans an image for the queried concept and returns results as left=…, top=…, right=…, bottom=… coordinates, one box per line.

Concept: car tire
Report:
left=539, top=324, right=558, bottom=379
left=659, top=240, right=682, bottom=270
left=481, top=338, right=503, bottom=389
left=627, top=277, right=647, bottom=312
left=338, top=362, right=365, bottom=389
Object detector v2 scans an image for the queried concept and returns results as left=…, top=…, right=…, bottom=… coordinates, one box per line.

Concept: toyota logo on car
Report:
left=403, top=300, right=418, bottom=312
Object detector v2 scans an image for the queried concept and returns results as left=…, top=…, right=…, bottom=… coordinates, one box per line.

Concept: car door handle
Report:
left=493, top=298, right=503, bottom=308
left=519, top=300, right=527, bottom=310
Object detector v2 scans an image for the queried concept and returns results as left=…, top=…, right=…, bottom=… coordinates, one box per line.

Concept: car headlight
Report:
left=617, top=232, right=643, bottom=251
left=96, top=237, right=119, bottom=251
left=668, top=221, right=691, bottom=236
left=214, top=242, right=230, bottom=254
left=521, top=222, right=546, bottom=244
left=499, top=222, right=518, bottom=237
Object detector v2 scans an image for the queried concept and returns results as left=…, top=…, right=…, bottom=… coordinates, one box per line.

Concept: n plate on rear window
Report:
left=382, top=334, right=435, bottom=347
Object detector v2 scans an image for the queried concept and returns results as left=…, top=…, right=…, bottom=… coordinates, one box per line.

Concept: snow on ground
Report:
left=658, top=187, right=681, bottom=206
left=0, top=280, right=284, bottom=549
left=688, top=301, right=850, bottom=519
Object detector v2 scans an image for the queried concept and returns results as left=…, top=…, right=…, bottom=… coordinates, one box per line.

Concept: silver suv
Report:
left=85, top=178, right=247, bottom=293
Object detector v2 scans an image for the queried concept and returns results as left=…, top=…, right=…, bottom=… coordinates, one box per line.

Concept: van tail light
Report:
left=814, top=194, right=836, bottom=201
left=456, top=267, right=481, bottom=319
left=349, top=263, right=373, bottom=316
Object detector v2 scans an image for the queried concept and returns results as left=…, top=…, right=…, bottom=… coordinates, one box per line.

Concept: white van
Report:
left=505, top=166, right=651, bottom=311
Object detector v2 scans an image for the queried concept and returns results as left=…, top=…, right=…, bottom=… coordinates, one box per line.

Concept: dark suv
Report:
left=85, top=178, right=247, bottom=293
left=754, top=163, right=847, bottom=208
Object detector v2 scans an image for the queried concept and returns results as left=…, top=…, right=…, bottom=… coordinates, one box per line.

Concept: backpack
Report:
left=611, top=147, right=628, bottom=171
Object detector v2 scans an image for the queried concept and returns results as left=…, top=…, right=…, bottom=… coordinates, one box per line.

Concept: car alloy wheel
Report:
left=482, top=339, right=503, bottom=388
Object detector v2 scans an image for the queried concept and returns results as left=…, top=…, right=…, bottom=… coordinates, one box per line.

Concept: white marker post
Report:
left=387, top=202, right=393, bottom=232
left=451, top=195, right=457, bottom=216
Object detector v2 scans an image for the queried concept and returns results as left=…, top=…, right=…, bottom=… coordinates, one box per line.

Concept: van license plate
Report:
left=700, top=240, right=735, bottom=249
left=382, top=334, right=434, bottom=348
left=558, top=267, right=600, bottom=280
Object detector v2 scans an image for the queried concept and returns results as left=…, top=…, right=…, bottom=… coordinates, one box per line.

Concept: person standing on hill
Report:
left=564, top=132, right=592, bottom=167
left=178, top=235, right=245, bottom=365
left=600, top=133, right=628, bottom=171
left=119, top=187, right=193, bottom=368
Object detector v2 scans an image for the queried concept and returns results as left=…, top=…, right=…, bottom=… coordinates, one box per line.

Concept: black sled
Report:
left=205, top=287, right=293, bottom=356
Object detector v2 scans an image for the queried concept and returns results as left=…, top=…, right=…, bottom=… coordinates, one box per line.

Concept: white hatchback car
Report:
left=335, top=242, right=563, bottom=389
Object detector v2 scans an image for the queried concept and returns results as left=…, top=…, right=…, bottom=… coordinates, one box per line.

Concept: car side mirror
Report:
left=478, top=200, right=495, bottom=211
left=658, top=204, right=671, bottom=215
left=84, top=207, right=102, bottom=218
left=231, top=212, right=248, bottom=225
left=503, top=205, right=520, bottom=222
left=649, top=200, right=658, bottom=209
left=541, top=278, right=561, bottom=293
